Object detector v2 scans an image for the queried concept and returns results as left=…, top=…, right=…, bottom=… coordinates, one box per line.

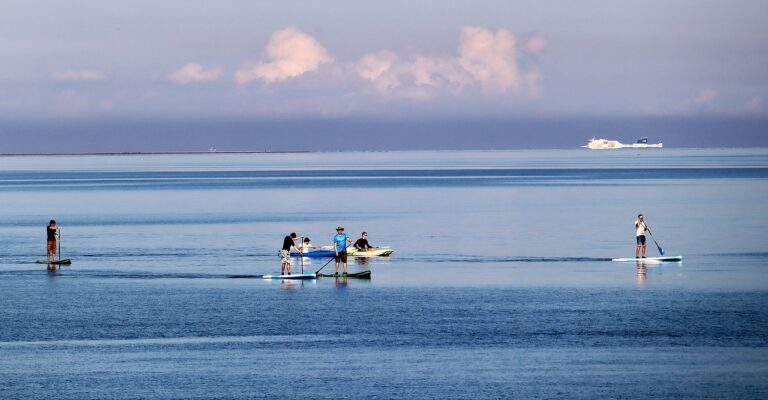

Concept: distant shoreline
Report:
left=2, top=147, right=767, bottom=157
left=0, top=150, right=310, bottom=157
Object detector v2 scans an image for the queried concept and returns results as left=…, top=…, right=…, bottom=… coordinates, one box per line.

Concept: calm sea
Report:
left=1, top=149, right=767, bottom=399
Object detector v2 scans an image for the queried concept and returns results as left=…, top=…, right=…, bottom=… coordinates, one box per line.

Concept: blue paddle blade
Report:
left=658, top=246, right=665, bottom=255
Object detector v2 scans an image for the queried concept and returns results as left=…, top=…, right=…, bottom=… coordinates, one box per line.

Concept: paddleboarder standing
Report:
left=281, top=233, right=298, bottom=275
left=46, top=220, right=59, bottom=266
left=333, top=227, right=353, bottom=276
left=635, top=214, right=647, bottom=258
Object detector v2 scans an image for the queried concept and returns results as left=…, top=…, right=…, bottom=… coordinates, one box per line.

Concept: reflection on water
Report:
left=636, top=262, right=647, bottom=286
left=335, top=275, right=348, bottom=288
left=354, top=257, right=371, bottom=266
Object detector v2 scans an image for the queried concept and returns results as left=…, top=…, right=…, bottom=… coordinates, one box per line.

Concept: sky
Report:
left=1, top=0, right=767, bottom=151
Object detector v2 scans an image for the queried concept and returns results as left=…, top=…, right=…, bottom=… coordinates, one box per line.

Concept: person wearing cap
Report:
left=280, top=233, right=299, bottom=275
left=333, top=227, right=353, bottom=276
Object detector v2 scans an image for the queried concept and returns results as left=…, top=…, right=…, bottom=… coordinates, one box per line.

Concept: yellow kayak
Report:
left=347, top=247, right=394, bottom=257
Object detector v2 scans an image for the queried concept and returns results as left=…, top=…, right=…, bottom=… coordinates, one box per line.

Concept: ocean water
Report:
left=1, top=148, right=767, bottom=399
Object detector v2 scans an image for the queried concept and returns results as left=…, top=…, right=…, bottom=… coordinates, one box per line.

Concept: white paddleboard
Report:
left=612, top=256, right=682, bottom=262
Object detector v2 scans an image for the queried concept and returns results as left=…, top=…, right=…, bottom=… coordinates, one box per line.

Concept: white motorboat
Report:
left=582, top=137, right=662, bottom=149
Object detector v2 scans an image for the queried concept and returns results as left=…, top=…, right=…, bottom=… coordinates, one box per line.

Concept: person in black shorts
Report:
left=46, top=219, right=59, bottom=266
left=635, top=214, right=647, bottom=258
left=333, top=227, right=353, bottom=275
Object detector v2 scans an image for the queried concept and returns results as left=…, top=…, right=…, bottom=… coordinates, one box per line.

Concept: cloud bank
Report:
left=235, top=27, right=334, bottom=85
left=169, top=63, right=223, bottom=85
left=230, top=26, right=543, bottom=101
left=355, top=27, right=544, bottom=99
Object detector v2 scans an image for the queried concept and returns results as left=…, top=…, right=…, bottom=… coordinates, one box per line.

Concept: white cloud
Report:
left=355, top=26, right=541, bottom=99
left=356, top=52, right=398, bottom=81
left=457, top=27, right=521, bottom=94
left=169, top=63, right=223, bottom=85
left=235, top=27, right=334, bottom=85
left=52, top=70, right=106, bottom=81
left=694, top=88, right=718, bottom=104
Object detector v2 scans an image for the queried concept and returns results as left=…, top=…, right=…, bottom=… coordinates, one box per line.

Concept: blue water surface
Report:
left=1, top=148, right=767, bottom=399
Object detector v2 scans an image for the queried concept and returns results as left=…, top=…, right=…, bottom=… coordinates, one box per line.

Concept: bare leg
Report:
left=335, top=260, right=340, bottom=275
left=642, top=244, right=647, bottom=258
left=635, top=244, right=640, bottom=258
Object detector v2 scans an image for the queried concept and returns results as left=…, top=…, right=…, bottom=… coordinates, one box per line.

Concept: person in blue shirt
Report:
left=333, top=226, right=353, bottom=276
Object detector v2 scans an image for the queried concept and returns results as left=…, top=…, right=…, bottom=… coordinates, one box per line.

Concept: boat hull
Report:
left=290, top=250, right=335, bottom=258
left=347, top=247, right=394, bottom=257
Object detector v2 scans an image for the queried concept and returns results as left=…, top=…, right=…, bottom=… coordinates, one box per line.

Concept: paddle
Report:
left=314, top=256, right=336, bottom=275
left=645, top=226, right=665, bottom=255
left=299, top=236, right=304, bottom=274
left=57, top=227, right=61, bottom=264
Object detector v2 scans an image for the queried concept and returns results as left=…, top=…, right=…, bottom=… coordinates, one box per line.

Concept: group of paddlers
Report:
left=280, top=227, right=377, bottom=276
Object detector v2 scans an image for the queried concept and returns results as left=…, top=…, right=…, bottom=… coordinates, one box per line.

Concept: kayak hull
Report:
left=290, top=250, right=335, bottom=258
left=262, top=273, right=317, bottom=280
left=347, top=247, right=394, bottom=257
left=612, top=256, right=682, bottom=262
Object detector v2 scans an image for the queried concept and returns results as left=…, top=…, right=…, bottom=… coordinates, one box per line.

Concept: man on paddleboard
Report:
left=46, top=220, right=59, bottom=266
left=635, top=214, right=647, bottom=258
left=333, top=227, right=353, bottom=276
left=281, top=233, right=299, bottom=275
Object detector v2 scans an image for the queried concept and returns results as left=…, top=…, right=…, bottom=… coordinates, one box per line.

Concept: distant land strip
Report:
left=0, top=150, right=310, bottom=157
